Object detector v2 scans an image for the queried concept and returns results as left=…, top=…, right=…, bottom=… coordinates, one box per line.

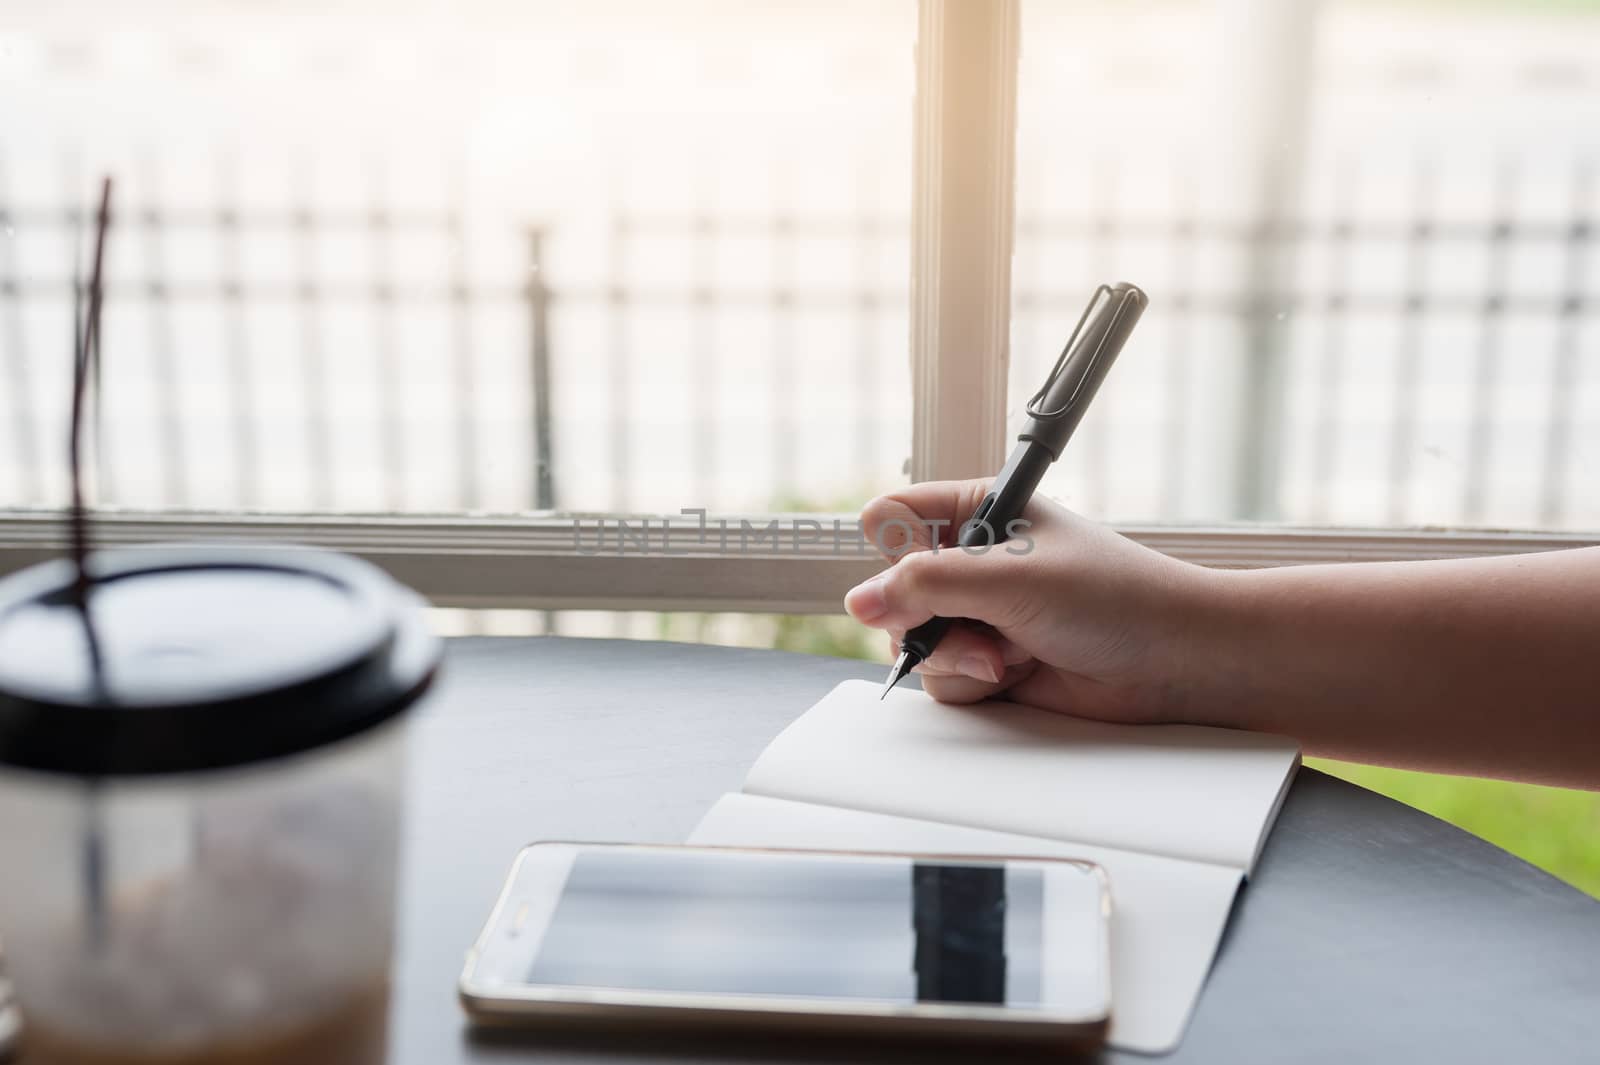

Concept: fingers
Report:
left=860, top=479, right=995, bottom=560
left=845, top=545, right=1039, bottom=635
left=885, top=625, right=1023, bottom=685
left=881, top=627, right=1037, bottom=704
left=919, top=627, right=1032, bottom=683
left=921, top=660, right=1039, bottom=705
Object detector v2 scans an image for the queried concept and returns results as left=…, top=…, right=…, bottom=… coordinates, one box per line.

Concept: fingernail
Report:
left=844, top=575, right=888, bottom=623
left=957, top=656, right=1000, bottom=684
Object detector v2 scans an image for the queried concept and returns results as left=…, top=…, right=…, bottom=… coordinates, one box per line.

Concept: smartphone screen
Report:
left=464, top=843, right=1109, bottom=1021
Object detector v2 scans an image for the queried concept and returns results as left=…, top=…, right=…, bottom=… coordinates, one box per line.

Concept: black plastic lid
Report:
left=0, top=545, right=440, bottom=776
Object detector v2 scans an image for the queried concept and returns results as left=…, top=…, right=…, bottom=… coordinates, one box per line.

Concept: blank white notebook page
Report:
left=743, top=681, right=1300, bottom=873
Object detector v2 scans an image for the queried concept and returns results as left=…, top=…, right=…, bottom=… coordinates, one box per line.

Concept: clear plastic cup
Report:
left=0, top=546, right=440, bottom=1065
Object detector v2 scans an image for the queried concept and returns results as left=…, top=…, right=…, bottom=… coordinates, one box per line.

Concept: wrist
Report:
left=1162, top=562, right=1273, bottom=731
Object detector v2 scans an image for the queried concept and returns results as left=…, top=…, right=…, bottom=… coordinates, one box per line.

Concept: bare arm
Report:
left=1189, top=548, right=1600, bottom=789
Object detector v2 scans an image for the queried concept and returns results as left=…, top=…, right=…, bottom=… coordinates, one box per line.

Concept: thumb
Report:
left=860, top=479, right=995, bottom=559
left=844, top=545, right=1040, bottom=636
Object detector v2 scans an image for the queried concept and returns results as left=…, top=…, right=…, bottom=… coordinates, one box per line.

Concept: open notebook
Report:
left=688, top=680, right=1301, bottom=1054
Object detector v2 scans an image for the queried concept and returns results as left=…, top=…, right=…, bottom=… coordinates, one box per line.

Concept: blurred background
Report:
left=2, top=0, right=1597, bottom=893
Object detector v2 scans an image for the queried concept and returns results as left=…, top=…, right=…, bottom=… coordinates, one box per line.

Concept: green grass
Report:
left=1307, top=760, right=1600, bottom=899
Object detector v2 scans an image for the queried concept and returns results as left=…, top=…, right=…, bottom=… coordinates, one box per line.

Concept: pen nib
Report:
left=880, top=650, right=915, bottom=700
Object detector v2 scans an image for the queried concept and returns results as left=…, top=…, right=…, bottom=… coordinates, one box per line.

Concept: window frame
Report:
left=0, top=510, right=1591, bottom=614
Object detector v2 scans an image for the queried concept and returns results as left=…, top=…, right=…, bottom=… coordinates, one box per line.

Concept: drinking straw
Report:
left=69, top=177, right=113, bottom=949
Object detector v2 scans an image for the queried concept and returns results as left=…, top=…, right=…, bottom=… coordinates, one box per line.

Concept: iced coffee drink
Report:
left=0, top=548, right=438, bottom=1065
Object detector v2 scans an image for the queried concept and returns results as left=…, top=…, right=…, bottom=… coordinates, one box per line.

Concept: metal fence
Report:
left=1013, top=158, right=1598, bottom=529
left=1, top=201, right=552, bottom=513
left=0, top=195, right=912, bottom=517
left=2, top=159, right=1597, bottom=529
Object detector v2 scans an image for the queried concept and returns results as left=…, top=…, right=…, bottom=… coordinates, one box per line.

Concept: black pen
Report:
left=880, top=282, right=1148, bottom=699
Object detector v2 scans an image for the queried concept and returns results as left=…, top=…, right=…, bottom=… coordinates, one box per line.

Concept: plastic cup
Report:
left=0, top=546, right=439, bottom=1065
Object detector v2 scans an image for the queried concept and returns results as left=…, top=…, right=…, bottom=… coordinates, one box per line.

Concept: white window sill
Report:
left=1, top=510, right=1592, bottom=614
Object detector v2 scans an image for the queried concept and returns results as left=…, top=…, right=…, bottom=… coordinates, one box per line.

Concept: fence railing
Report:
left=2, top=179, right=1596, bottom=529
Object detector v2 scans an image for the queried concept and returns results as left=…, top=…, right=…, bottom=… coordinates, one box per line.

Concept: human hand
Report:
left=844, top=479, right=1217, bottom=722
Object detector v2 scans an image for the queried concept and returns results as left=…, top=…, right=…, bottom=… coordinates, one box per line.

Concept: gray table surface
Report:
left=389, top=637, right=1600, bottom=1065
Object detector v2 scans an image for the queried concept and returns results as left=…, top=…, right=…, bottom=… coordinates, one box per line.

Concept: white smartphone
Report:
left=459, top=842, right=1111, bottom=1049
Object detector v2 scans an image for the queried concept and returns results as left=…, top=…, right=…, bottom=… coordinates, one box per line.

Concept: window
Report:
left=2, top=0, right=1596, bottom=608
left=1011, top=0, right=1600, bottom=531
left=1, top=0, right=914, bottom=519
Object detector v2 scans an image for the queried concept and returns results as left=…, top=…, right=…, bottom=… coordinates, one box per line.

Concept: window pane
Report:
left=1012, top=0, right=1599, bottom=531
left=0, top=1, right=913, bottom=516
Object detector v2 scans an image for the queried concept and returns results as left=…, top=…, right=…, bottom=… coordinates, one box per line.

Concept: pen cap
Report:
left=1022, top=283, right=1147, bottom=458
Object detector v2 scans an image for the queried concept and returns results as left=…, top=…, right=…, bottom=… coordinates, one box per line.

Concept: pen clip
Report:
left=1025, top=283, right=1135, bottom=422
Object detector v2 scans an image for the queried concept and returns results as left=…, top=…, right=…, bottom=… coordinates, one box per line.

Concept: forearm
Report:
left=1180, top=547, right=1600, bottom=789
